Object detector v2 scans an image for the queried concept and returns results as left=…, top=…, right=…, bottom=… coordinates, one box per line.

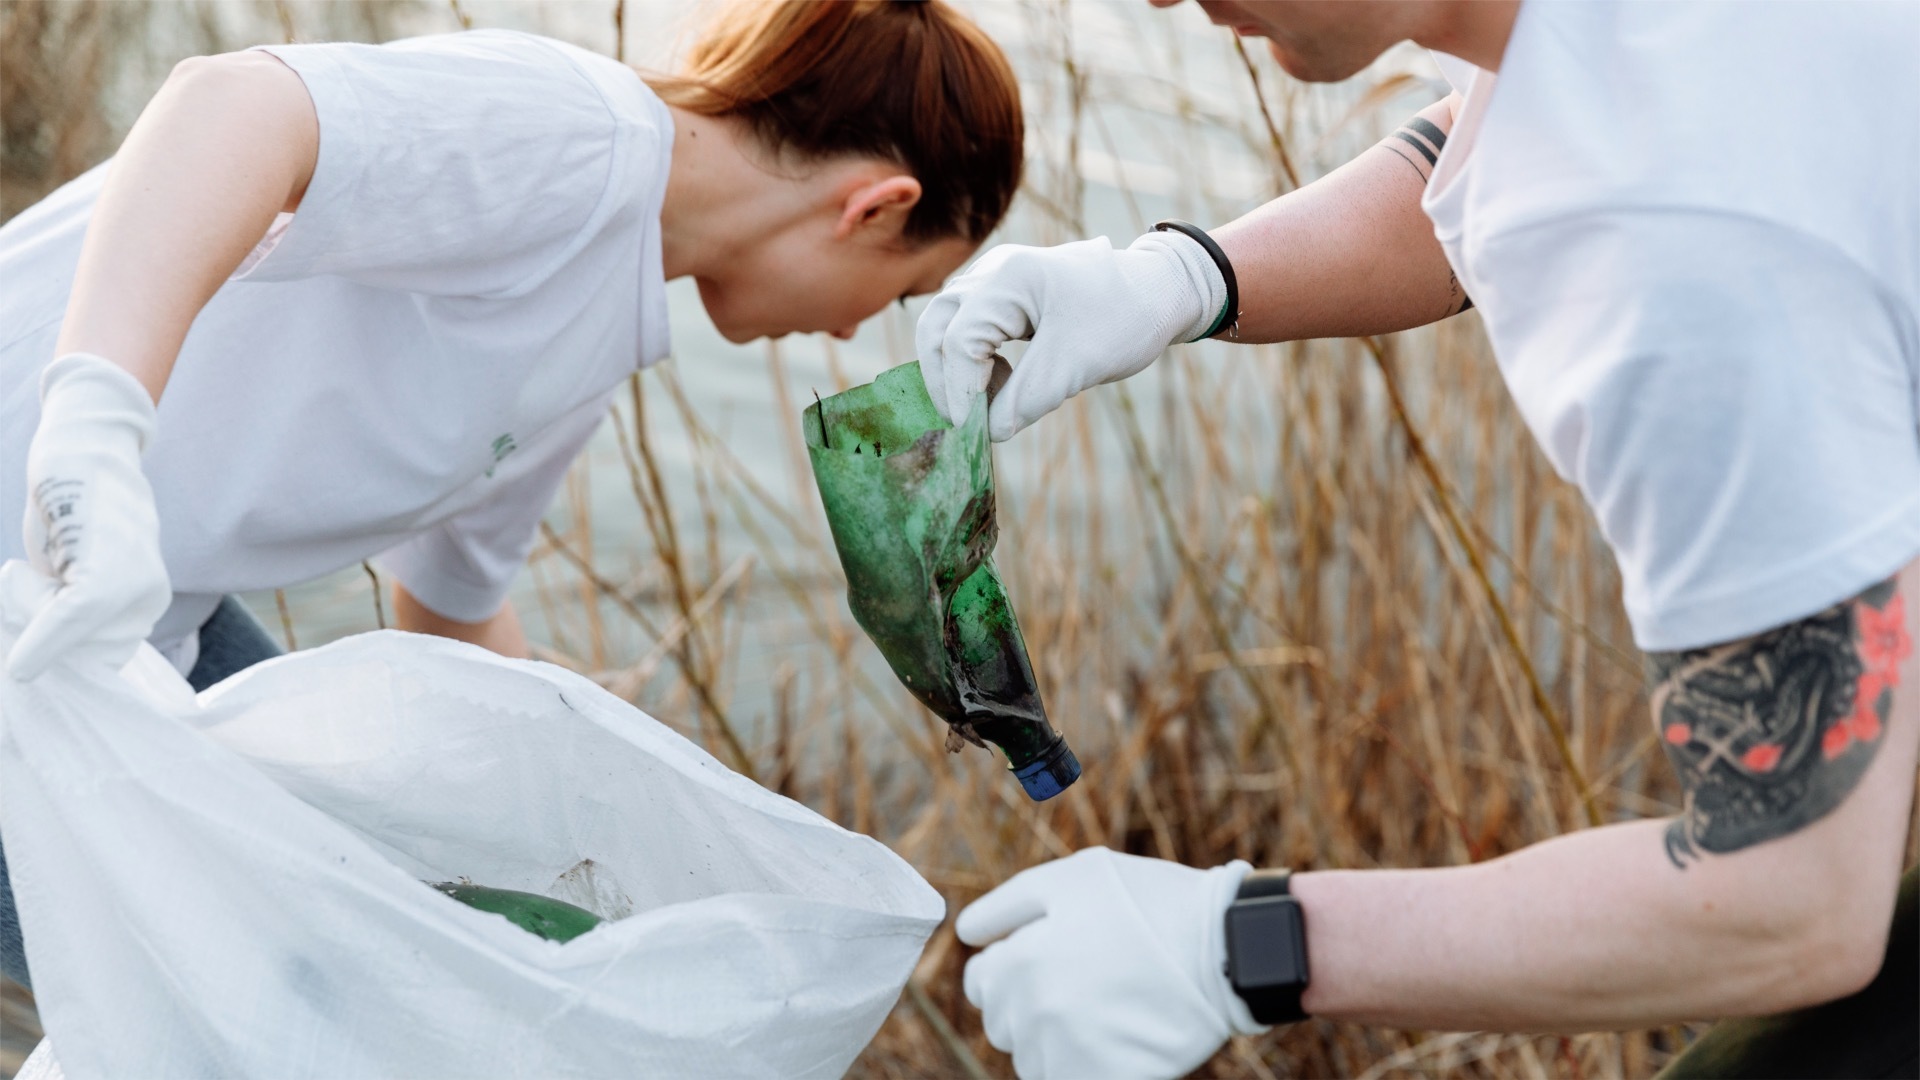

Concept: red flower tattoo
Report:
left=1848, top=671, right=1886, bottom=745
left=1822, top=723, right=1853, bottom=760
left=1857, top=593, right=1910, bottom=684
left=1740, top=743, right=1782, bottom=772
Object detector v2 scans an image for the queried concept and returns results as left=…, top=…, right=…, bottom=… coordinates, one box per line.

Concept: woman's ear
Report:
left=836, top=175, right=922, bottom=241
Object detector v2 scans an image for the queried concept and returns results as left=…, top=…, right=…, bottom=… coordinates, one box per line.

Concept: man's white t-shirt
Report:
left=1425, top=2, right=1920, bottom=651
left=0, top=31, right=674, bottom=671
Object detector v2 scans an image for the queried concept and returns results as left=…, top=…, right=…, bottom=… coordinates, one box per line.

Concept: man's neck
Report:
left=1415, top=0, right=1521, bottom=73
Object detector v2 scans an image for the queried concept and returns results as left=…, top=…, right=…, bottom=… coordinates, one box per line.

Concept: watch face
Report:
left=1226, top=896, right=1308, bottom=989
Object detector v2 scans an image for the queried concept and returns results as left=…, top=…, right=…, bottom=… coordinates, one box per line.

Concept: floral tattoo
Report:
left=1646, top=579, right=1908, bottom=869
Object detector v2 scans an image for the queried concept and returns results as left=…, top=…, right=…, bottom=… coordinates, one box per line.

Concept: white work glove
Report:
left=5, top=353, right=170, bottom=681
left=956, top=847, right=1266, bottom=1080
left=917, top=231, right=1227, bottom=442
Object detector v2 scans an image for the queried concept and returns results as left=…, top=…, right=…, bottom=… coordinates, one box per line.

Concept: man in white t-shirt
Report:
left=924, top=2, right=1920, bottom=1076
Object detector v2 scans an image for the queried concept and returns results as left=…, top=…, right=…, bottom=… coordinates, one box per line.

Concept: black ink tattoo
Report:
left=1647, top=578, right=1906, bottom=868
left=1391, top=129, right=1438, bottom=168
left=1381, top=111, right=1473, bottom=319
left=1381, top=144, right=1429, bottom=184
left=1404, top=116, right=1449, bottom=155
left=1444, top=270, right=1474, bottom=318
left=1378, top=111, right=1449, bottom=185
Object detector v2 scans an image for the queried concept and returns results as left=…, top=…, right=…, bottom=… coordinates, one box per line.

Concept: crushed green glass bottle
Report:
left=803, top=361, right=1080, bottom=800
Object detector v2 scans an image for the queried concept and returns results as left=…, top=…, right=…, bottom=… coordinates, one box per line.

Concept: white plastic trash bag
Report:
left=0, top=620, right=943, bottom=1079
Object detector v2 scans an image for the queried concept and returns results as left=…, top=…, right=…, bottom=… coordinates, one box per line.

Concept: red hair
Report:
left=651, top=1, right=1024, bottom=244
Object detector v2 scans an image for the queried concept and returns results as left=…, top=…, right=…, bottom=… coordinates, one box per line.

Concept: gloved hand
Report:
left=916, top=231, right=1227, bottom=442
left=5, top=353, right=170, bottom=681
left=956, top=847, right=1267, bottom=1080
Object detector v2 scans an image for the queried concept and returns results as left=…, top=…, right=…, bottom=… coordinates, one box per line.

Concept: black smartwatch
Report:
left=1223, top=869, right=1310, bottom=1025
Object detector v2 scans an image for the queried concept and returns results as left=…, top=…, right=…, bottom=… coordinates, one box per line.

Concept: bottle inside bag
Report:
left=428, top=881, right=604, bottom=943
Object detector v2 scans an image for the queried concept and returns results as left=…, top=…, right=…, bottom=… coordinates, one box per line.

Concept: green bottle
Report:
left=429, top=882, right=604, bottom=943
left=803, top=362, right=1080, bottom=800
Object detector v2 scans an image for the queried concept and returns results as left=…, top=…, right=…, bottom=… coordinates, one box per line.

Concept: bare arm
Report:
left=55, top=51, right=318, bottom=400
left=1214, top=95, right=1469, bottom=345
left=1294, top=568, right=1920, bottom=1030
left=392, top=584, right=530, bottom=659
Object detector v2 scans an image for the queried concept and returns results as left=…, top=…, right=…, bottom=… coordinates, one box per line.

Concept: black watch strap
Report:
left=1224, top=869, right=1310, bottom=1025
left=1239, top=868, right=1294, bottom=900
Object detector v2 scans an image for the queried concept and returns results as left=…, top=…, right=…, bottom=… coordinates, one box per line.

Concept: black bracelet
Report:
left=1152, top=219, right=1239, bottom=340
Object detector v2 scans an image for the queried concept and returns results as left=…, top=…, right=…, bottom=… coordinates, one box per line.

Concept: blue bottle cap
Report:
left=1012, top=740, right=1081, bottom=801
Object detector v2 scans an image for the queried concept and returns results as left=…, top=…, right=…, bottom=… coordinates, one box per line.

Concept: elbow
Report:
left=155, top=51, right=318, bottom=211
left=1734, top=885, right=1895, bottom=1014
left=162, top=53, right=236, bottom=93
left=163, top=51, right=289, bottom=98
left=1686, top=847, right=1901, bottom=1016
left=1781, top=916, right=1890, bottom=1010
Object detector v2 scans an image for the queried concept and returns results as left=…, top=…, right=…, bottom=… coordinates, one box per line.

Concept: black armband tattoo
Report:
left=1379, top=114, right=1449, bottom=185
left=1405, top=116, right=1448, bottom=154
left=1390, top=129, right=1438, bottom=168
left=1648, top=579, right=1907, bottom=869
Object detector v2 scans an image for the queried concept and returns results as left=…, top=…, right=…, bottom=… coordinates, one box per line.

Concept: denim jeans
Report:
left=0, top=596, right=283, bottom=989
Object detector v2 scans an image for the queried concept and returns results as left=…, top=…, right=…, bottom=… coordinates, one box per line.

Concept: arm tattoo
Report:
left=1390, top=129, right=1439, bottom=168
left=1377, top=114, right=1447, bottom=184
left=1382, top=142, right=1431, bottom=184
left=1404, top=116, right=1449, bottom=154
left=1446, top=270, right=1474, bottom=317
left=1378, top=111, right=1475, bottom=316
left=1647, top=578, right=1908, bottom=869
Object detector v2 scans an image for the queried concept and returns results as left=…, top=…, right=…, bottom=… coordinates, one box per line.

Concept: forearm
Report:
left=1293, top=644, right=1919, bottom=1033
left=55, top=51, right=317, bottom=400
left=1214, top=95, right=1467, bottom=344
left=392, top=585, right=530, bottom=659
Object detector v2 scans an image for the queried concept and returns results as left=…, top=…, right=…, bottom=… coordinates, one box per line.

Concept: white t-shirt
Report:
left=1425, top=2, right=1920, bottom=651
left=0, top=30, right=674, bottom=670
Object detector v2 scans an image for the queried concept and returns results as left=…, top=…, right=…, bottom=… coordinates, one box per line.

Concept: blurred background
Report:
left=9, top=2, right=1909, bottom=1076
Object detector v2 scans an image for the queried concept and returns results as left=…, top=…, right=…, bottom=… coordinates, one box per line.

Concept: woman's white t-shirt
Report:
left=0, top=31, right=674, bottom=671
left=1425, top=2, right=1920, bottom=651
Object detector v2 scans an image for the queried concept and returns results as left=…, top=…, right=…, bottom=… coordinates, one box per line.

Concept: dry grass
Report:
left=3, top=3, right=1915, bottom=1079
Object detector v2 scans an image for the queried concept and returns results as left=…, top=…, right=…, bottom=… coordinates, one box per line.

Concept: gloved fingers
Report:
left=939, top=292, right=1033, bottom=435
left=914, top=288, right=965, bottom=424
left=956, top=867, right=1058, bottom=947
left=5, top=582, right=102, bottom=681
left=3, top=564, right=162, bottom=682
left=0, top=560, right=57, bottom=642
left=1010, top=1032, right=1052, bottom=1080
left=966, top=966, right=1009, bottom=1049
left=963, top=937, right=1033, bottom=1048
left=985, top=327, right=1088, bottom=443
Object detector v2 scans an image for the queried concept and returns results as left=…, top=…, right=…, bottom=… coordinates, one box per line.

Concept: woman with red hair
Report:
left=0, top=0, right=1022, bottom=990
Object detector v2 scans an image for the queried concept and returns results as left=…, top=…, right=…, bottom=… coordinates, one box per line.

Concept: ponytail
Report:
left=651, top=1, right=1024, bottom=245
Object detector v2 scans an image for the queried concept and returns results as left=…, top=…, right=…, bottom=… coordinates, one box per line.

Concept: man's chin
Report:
left=1265, top=39, right=1370, bottom=83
